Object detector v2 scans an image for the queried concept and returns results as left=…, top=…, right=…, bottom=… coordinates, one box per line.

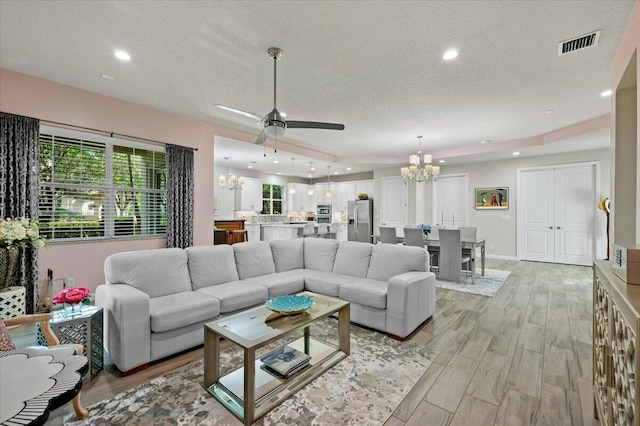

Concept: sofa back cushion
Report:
left=332, top=241, right=373, bottom=278
left=185, top=245, right=239, bottom=289
left=367, top=245, right=428, bottom=282
left=304, top=238, right=340, bottom=272
left=233, top=241, right=276, bottom=280
left=104, top=248, right=191, bottom=298
left=270, top=239, right=304, bottom=272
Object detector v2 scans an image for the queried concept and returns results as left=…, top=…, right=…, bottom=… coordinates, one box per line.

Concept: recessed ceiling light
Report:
left=114, top=50, right=131, bottom=61
left=443, top=49, right=458, bottom=60
left=273, top=160, right=279, bottom=164
left=308, top=174, right=312, bottom=177
left=101, top=73, right=114, bottom=80
left=248, top=165, right=253, bottom=169
left=310, top=167, right=315, bottom=171
left=546, top=110, right=554, bottom=114
left=513, top=151, right=520, bottom=156
left=277, top=172, right=281, bottom=175
left=346, top=167, right=352, bottom=171
left=439, top=160, right=445, bottom=163
left=334, top=172, right=339, bottom=175
left=601, top=89, right=612, bottom=97
left=480, top=139, right=490, bottom=144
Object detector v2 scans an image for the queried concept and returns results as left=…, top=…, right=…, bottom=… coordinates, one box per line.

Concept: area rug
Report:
left=435, top=268, right=511, bottom=297
left=65, top=319, right=437, bottom=426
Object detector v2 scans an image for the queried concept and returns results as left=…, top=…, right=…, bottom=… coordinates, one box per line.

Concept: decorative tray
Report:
left=265, top=295, right=314, bottom=315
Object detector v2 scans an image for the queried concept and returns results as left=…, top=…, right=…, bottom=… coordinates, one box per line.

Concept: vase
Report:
left=65, top=303, right=82, bottom=314
left=0, top=246, right=19, bottom=290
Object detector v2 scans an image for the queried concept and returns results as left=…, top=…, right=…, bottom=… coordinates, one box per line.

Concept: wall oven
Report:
left=317, top=203, right=332, bottom=223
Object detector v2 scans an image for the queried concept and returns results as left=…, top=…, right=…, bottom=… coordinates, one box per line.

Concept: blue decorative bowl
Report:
left=265, top=295, right=314, bottom=315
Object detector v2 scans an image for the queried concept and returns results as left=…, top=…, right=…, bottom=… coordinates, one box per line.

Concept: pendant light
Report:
left=289, top=158, right=296, bottom=194
left=308, top=162, right=315, bottom=196
left=325, top=166, right=332, bottom=198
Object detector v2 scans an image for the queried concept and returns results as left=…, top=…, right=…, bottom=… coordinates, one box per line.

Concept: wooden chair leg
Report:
left=73, top=393, right=88, bottom=419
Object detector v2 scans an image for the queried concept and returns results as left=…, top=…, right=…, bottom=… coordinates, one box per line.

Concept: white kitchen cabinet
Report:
left=286, top=183, right=315, bottom=212
left=335, top=183, right=355, bottom=212
left=261, top=225, right=301, bottom=242
left=354, top=180, right=374, bottom=199
left=235, top=177, right=263, bottom=211
left=315, top=183, right=336, bottom=205
left=246, top=223, right=261, bottom=241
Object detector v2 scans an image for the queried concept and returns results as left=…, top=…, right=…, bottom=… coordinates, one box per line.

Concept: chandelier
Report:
left=400, top=136, right=440, bottom=183
left=218, top=156, right=244, bottom=190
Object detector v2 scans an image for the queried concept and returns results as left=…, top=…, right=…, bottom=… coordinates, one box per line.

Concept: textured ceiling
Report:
left=0, top=1, right=633, bottom=172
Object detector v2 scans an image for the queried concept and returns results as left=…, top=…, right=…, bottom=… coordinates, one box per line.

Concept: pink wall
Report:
left=0, top=68, right=258, bottom=290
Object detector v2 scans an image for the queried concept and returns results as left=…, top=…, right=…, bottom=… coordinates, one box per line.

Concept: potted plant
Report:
left=0, top=218, right=47, bottom=318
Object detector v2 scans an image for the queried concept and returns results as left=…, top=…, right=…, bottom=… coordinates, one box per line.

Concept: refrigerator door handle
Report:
left=354, top=205, right=358, bottom=240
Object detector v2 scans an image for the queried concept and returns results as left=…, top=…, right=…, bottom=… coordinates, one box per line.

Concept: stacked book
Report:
left=260, top=345, right=311, bottom=379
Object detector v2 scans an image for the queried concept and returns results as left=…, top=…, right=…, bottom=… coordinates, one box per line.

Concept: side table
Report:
left=41, top=305, right=104, bottom=381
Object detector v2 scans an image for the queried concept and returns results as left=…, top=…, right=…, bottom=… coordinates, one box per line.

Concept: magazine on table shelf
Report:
left=260, top=345, right=311, bottom=378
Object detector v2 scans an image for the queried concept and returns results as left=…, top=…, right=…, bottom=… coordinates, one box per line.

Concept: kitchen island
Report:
left=261, top=223, right=309, bottom=241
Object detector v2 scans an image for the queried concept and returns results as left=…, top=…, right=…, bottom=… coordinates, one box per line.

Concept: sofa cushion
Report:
left=149, top=291, right=220, bottom=333
left=104, top=248, right=192, bottom=298
left=367, top=245, right=428, bottom=282
left=304, top=238, right=340, bottom=272
left=233, top=241, right=276, bottom=280
left=303, top=270, right=357, bottom=297
left=339, top=278, right=388, bottom=309
left=247, top=269, right=307, bottom=298
left=270, top=239, right=305, bottom=272
left=197, top=281, right=268, bottom=313
left=332, top=241, right=373, bottom=278
left=185, top=245, right=239, bottom=289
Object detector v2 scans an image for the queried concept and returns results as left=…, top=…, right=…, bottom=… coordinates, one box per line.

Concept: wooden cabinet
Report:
left=593, top=260, right=640, bottom=426
left=235, top=178, right=262, bottom=211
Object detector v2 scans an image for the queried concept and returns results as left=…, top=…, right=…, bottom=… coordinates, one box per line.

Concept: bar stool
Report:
left=230, top=230, right=248, bottom=244
left=302, top=222, right=317, bottom=238
left=327, top=223, right=339, bottom=239
left=316, top=223, right=329, bottom=238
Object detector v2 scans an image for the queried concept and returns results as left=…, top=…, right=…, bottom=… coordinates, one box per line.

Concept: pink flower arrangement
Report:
left=53, top=287, right=91, bottom=305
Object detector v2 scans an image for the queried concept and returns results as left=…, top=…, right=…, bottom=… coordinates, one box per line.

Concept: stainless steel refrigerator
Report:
left=347, top=199, right=373, bottom=243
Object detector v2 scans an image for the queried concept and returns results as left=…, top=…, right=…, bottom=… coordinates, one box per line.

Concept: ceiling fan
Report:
left=214, top=47, right=345, bottom=145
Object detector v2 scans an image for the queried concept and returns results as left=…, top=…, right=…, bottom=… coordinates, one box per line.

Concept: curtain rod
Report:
left=39, top=119, right=199, bottom=151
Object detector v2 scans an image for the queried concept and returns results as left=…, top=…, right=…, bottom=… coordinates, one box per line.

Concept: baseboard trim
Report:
left=485, top=254, right=518, bottom=261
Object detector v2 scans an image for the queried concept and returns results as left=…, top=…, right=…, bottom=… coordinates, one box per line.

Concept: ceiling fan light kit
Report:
left=214, top=47, right=345, bottom=149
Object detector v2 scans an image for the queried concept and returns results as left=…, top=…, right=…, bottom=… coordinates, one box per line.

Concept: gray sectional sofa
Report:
left=96, top=238, right=436, bottom=372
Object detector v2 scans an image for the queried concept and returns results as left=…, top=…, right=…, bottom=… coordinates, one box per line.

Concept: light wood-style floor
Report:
left=46, top=259, right=596, bottom=425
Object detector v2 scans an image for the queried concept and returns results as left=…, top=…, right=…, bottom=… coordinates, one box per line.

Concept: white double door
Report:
left=518, top=163, right=596, bottom=266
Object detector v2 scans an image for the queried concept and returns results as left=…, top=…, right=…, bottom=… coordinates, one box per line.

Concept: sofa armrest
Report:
left=386, top=271, right=436, bottom=338
left=96, top=284, right=151, bottom=372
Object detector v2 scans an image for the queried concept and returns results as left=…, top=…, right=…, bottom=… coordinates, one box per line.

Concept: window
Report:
left=39, top=128, right=166, bottom=241
left=262, top=184, right=283, bottom=214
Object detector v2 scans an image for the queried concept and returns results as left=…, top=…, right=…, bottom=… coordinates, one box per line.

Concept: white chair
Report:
left=430, top=225, right=442, bottom=240
left=316, top=223, right=329, bottom=238
left=379, top=227, right=397, bottom=244
left=302, top=222, right=317, bottom=238
left=403, top=227, right=426, bottom=247
left=327, top=223, right=339, bottom=239
left=459, top=226, right=477, bottom=272
left=438, top=229, right=473, bottom=283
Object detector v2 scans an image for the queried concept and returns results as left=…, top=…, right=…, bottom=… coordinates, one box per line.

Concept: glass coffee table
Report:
left=204, top=291, right=350, bottom=425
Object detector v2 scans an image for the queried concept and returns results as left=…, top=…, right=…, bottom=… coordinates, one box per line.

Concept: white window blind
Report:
left=39, top=131, right=166, bottom=241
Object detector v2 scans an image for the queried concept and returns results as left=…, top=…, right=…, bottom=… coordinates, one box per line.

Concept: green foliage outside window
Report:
left=261, top=184, right=283, bottom=214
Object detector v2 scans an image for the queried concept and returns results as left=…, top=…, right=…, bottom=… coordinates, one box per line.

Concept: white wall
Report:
left=374, top=148, right=610, bottom=259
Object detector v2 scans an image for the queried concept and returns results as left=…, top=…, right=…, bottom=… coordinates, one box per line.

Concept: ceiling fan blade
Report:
left=286, top=121, right=345, bottom=130
left=213, top=104, right=263, bottom=121
left=254, top=129, right=268, bottom=145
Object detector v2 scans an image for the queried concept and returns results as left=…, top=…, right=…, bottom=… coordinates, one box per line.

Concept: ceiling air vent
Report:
left=558, top=30, right=601, bottom=56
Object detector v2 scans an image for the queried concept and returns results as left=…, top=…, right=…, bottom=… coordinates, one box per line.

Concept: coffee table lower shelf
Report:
left=207, top=335, right=347, bottom=423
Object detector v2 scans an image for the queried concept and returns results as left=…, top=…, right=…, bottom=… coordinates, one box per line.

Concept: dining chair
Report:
left=302, top=222, right=317, bottom=238
left=430, top=225, right=442, bottom=240
left=458, top=226, right=477, bottom=271
left=438, top=229, right=473, bottom=283
left=316, top=223, right=329, bottom=238
left=427, top=225, right=442, bottom=271
left=403, top=227, right=426, bottom=247
left=379, top=227, right=397, bottom=244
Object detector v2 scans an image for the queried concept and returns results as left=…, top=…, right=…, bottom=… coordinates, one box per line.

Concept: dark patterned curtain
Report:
left=0, top=112, right=40, bottom=313
left=166, top=144, right=194, bottom=249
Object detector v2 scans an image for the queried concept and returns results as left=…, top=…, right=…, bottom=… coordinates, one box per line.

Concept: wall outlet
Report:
left=63, top=277, right=75, bottom=288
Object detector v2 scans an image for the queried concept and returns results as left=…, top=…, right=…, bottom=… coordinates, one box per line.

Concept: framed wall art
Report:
left=475, top=187, right=509, bottom=209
